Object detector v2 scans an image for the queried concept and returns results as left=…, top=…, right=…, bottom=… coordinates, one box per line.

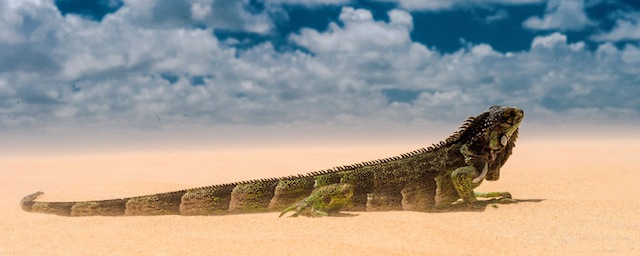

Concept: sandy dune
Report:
left=1, top=136, right=639, bottom=255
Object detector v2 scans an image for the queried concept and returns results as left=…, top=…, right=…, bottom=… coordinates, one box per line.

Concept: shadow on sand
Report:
left=429, top=198, right=546, bottom=213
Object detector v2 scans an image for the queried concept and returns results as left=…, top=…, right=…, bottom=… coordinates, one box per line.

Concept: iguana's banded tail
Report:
left=21, top=191, right=148, bottom=216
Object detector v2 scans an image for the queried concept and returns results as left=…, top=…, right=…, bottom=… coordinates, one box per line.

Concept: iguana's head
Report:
left=483, top=105, right=524, bottom=150
left=460, top=106, right=524, bottom=149
left=465, top=105, right=523, bottom=181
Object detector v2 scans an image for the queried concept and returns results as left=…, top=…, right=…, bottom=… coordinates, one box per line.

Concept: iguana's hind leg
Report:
left=279, top=183, right=354, bottom=218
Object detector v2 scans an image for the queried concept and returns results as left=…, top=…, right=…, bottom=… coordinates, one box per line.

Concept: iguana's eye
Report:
left=503, top=109, right=516, bottom=125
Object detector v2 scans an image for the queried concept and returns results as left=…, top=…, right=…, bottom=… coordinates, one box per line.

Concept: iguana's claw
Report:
left=495, top=192, right=516, bottom=204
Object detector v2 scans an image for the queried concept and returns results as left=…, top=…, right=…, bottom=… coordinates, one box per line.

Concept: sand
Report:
left=1, top=136, right=639, bottom=255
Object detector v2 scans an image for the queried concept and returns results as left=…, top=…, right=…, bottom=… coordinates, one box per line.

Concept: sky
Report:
left=1, top=0, right=640, bottom=144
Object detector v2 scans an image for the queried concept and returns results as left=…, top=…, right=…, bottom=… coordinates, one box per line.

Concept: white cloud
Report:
left=0, top=0, right=62, bottom=44
left=523, top=0, right=594, bottom=31
left=373, top=0, right=544, bottom=11
left=486, top=9, right=509, bottom=23
left=388, top=9, right=413, bottom=29
left=190, top=2, right=212, bottom=21
left=621, top=44, right=640, bottom=64
left=531, top=32, right=587, bottom=53
left=531, top=32, right=567, bottom=48
left=118, top=0, right=273, bottom=34
left=471, top=44, right=500, bottom=57
left=290, top=7, right=413, bottom=53
left=591, top=11, right=640, bottom=42
left=390, top=0, right=456, bottom=10
left=339, top=6, right=373, bottom=21
left=265, top=0, right=351, bottom=5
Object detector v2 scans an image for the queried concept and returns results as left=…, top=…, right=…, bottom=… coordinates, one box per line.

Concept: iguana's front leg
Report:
left=451, top=165, right=480, bottom=206
left=279, top=183, right=354, bottom=217
left=451, top=161, right=515, bottom=207
left=450, top=143, right=511, bottom=207
left=449, top=144, right=487, bottom=207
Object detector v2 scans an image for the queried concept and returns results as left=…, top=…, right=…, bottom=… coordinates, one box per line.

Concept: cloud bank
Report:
left=0, top=0, right=639, bottom=135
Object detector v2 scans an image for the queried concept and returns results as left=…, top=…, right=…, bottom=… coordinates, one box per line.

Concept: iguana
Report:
left=20, top=105, right=523, bottom=217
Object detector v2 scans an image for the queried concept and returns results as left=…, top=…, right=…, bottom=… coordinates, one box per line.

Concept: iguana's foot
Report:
left=445, top=200, right=483, bottom=211
left=279, top=183, right=354, bottom=218
left=475, top=191, right=517, bottom=204
left=475, top=191, right=511, bottom=198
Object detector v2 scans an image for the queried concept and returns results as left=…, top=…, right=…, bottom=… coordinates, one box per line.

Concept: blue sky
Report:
left=1, top=0, right=639, bottom=135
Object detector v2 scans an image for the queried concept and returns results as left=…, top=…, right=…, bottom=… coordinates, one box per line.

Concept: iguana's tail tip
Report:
left=20, top=191, right=44, bottom=212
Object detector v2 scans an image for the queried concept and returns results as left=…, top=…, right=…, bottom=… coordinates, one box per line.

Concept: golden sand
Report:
left=1, top=137, right=639, bottom=255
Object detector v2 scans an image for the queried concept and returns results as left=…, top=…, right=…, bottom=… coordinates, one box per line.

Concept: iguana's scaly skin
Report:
left=20, top=106, right=523, bottom=217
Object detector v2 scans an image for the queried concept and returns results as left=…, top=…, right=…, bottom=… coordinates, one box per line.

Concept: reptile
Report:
left=20, top=105, right=523, bottom=217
